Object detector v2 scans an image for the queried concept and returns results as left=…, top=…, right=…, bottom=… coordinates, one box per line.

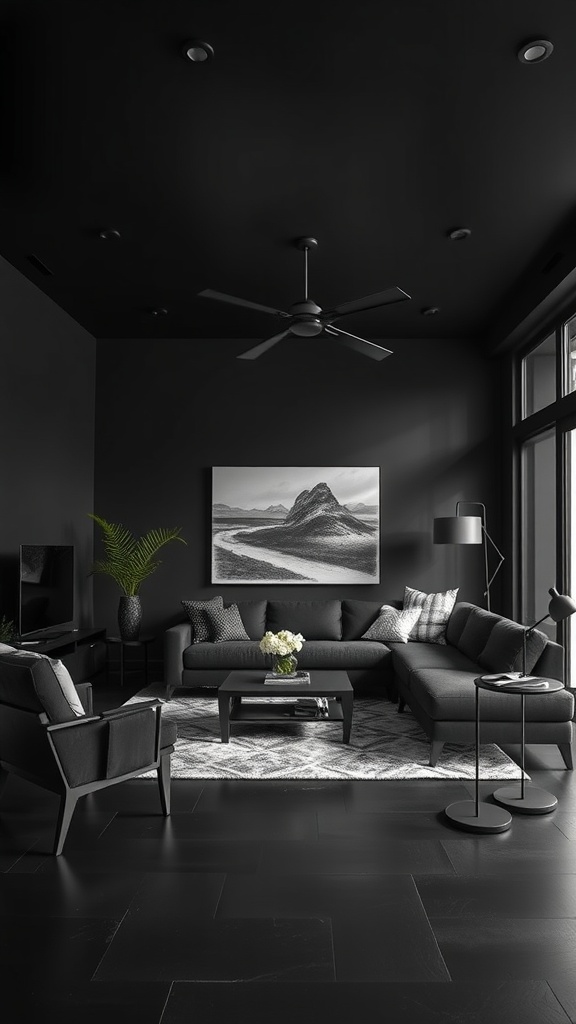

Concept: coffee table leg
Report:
left=218, top=692, right=230, bottom=743
left=341, top=693, right=353, bottom=744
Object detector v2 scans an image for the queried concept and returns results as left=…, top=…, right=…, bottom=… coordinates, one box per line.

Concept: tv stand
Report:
left=13, top=627, right=106, bottom=683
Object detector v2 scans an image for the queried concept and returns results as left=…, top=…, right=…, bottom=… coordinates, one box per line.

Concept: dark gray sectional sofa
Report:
left=164, top=597, right=574, bottom=768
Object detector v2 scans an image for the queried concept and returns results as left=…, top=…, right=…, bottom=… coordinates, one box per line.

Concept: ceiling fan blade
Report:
left=324, top=325, right=393, bottom=361
left=237, top=329, right=292, bottom=361
left=198, top=289, right=289, bottom=318
left=323, top=286, right=411, bottom=320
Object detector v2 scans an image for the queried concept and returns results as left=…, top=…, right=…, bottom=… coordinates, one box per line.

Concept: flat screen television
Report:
left=18, top=544, right=75, bottom=639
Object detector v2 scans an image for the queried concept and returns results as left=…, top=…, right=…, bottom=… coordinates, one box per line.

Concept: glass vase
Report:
left=271, top=652, right=298, bottom=676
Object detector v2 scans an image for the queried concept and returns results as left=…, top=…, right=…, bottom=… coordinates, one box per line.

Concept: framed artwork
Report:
left=211, top=466, right=380, bottom=584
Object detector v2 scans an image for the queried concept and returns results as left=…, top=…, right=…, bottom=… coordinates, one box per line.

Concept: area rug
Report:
left=126, top=686, right=527, bottom=782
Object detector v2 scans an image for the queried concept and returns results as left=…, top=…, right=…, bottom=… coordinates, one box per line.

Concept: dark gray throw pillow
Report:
left=266, top=600, right=342, bottom=640
left=181, top=596, right=224, bottom=643
left=205, top=604, right=250, bottom=643
left=477, top=618, right=548, bottom=674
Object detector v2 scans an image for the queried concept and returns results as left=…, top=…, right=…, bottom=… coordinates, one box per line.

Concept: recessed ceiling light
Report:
left=99, top=228, right=121, bottom=241
left=448, top=227, right=471, bottom=241
left=517, top=39, right=553, bottom=64
left=421, top=306, right=440, bottom=316
left=181, top=39, right=214, bottom=63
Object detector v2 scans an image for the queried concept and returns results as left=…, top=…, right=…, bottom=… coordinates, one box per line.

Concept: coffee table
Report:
left=218, top=669, right=354, bottom=744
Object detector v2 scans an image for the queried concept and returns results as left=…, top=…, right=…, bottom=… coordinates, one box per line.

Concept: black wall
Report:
left=94, top=335, right=500, bottom=638
left=0, top=255, right=96, bottom=629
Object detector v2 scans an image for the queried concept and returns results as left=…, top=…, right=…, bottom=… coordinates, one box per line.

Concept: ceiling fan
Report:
left=197, top=237, right=411, bottom=361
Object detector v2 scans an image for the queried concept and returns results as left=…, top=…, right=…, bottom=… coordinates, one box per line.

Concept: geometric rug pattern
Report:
left=127, top=686, right=526, bottom=782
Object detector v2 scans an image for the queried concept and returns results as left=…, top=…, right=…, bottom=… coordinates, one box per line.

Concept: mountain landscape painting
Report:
left=211, top=467, right=380, bottom=584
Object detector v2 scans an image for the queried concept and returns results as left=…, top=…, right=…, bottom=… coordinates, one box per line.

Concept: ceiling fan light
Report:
left=517, top=39, right=553, bottom=64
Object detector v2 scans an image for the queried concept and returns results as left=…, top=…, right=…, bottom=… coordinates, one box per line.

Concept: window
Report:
left=522, top=333, right=556, bottom=418
left=521, top=429, right=556, bottom=632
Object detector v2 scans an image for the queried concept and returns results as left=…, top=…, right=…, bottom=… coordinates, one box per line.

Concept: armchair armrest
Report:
left=101, top=698, right=163, bottom=719
left=45, top=715, right=101, bottom=732
left=164, top=622, right=192, bottom=693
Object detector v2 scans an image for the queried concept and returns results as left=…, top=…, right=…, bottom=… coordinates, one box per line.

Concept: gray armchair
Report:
left=0, top=650, right=177, bottom=855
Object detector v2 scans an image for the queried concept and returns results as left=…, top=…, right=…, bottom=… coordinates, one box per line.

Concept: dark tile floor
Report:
left=2, top=679, right=576, bottom=1022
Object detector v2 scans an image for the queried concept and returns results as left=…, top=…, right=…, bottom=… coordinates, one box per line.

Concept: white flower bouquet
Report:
left=259, top=629, right=305, bottom=675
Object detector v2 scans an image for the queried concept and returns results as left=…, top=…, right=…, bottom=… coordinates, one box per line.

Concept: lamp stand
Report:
left=456, top=501, right=505, bottom=612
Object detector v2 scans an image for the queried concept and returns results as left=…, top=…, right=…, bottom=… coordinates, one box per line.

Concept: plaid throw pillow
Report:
left=361, top=605, right=422, bottom=644
left=181, top=596, right=224, bottom=643
left=403, top=586, right=458, bottom=645
left=205, top=604, right=250, bottom=643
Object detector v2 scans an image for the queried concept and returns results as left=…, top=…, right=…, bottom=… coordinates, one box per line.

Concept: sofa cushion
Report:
left=182, top=596, right=224, bottom=643
left=341, top=600, right=386, bottom=640
left=457, top=606, right=502, bottom=662
left=391, top=642, right=480, bottom=689
left=0, top=651, right=85, bottom=721
left=408, top=666, right=574, bottom=722
left=362, top=605, right=422, bottom=644
left=182, top=639, right=390, bottom=672
left=477, top=619, right=548, bottom=674
left=403, top=586, right=458, bottom=644
left=445, top=602, right=475, bottom=648
left=266, top=601, right=342, bottom=640
left=234, top=600, right=267, bottom=640
left=205, top=604, right=250, bottom=642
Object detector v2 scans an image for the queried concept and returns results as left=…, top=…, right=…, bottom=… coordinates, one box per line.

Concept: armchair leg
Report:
left=158, top=753, right=171, bottom=816
left=429, top=740, right=444, bottom=767
left=559, top=743, right=574, bottom=770
left=54, top=791, right=78, bottom=856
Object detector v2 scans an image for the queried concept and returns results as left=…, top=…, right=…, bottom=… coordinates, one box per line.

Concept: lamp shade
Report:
left=433, top=515, right=483, bottom=545
left=548, top=587, right=576, bottom=622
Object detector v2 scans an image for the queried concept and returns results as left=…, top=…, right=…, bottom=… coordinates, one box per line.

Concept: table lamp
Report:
left=433, top=501, right=504, bottom=612
left=520, top=587, right=576, bottom=680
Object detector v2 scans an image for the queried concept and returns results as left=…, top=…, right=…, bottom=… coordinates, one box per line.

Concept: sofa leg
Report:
left=429, top=740, right=444, bottom=767
left=164, top=686, right=175, bottom=700
left=558, top=743, right=574, bottom=770
left=158, top=753, right=171, bottom=815
left=398, top=696, right=406, bottom=714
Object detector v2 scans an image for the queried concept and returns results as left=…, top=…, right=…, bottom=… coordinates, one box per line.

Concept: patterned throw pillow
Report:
left=361, top=605, right=422, bottom=644
left=403, top=586, right=459, bottom=645
left=181, top=596, right=224, bottom=643
left=204, top=604, right=250, bottom=643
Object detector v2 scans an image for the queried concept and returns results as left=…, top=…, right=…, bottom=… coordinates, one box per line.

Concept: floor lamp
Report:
left=433, top=501, right=505, bottom=611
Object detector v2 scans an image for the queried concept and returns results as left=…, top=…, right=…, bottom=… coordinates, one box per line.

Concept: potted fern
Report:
left=89, top=514, right=186, bottom=639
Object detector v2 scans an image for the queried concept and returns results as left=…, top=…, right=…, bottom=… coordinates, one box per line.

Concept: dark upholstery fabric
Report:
left=0, top=653, right=78, bottom=722
left=51, top=719, right=108, bottom=787
left=478, top=619, right=548, bottom=673
left=160, top=720, right=178, bottom=748
left=445, top=602, right=475, bottom=648
left=341, top=600, right=385, bottom=640
left=408, top=667, right=574, bottom=723
left=392, top=642, right=479, bottom=678
left=266, top=600, right=342, bottom=640
left=234, top=600, right=267, bottom=640
left=183, top=639, right=390, bottom=671
left=106, top=709, right=157, bottom=778
left=457, top=607, right=501, bottom=662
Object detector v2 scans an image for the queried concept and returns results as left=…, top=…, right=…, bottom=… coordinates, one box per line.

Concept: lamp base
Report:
left=492, top=784, right=558, bottom=815
left=444, top=799, right=512, bottom=833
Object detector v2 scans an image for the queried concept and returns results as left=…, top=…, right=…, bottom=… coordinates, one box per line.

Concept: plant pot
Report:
left=270, top=652, right=298, bottom=676
left=118, top=595, right=142, bottom=640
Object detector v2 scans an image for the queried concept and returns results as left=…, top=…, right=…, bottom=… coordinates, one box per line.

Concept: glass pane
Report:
left=564, top=315, right=576, bottom=396
left=522, top=429, right=556, bottom=633
left=522, top=333, right=556, bottom=417
left=567, top=428, right=576, bottom=687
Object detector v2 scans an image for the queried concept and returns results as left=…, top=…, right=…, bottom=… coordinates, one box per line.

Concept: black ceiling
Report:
left=3, top=0, right=576, bottom=345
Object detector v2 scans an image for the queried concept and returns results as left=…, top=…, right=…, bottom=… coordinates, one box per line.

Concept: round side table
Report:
left=105, top=635, right=156, bottom=689
left=444, top=677, right=513, bottom=834
left=485, top=675, right=563, bottom=814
